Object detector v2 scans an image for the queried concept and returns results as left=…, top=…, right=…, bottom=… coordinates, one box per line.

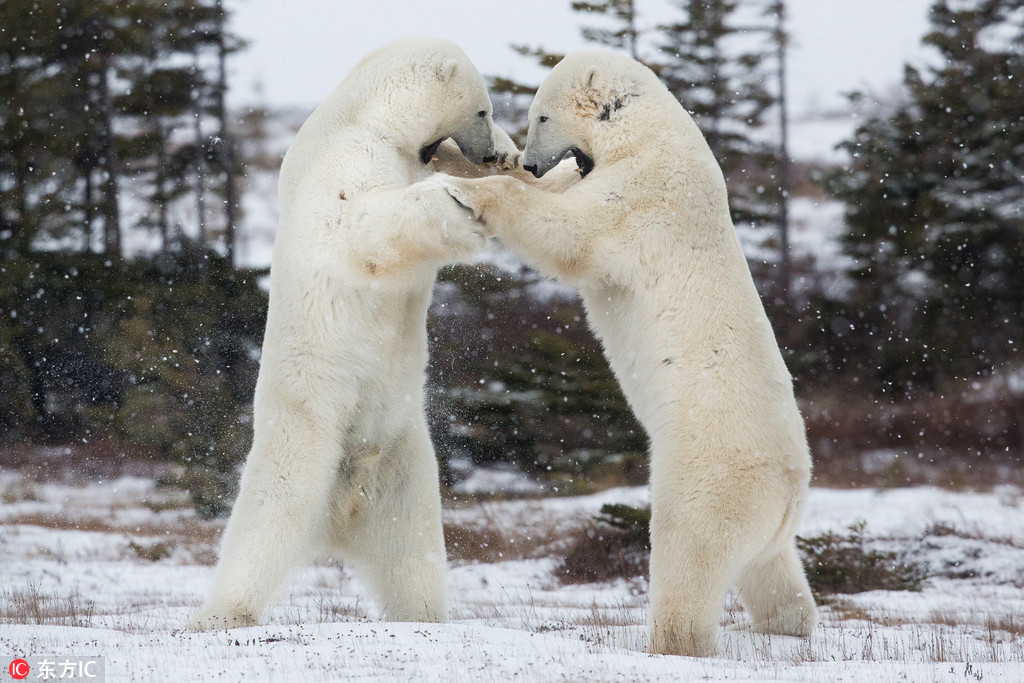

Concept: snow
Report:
left=2, top=473, right=1023, bottom=681
left=449, top=464, right=548, bottom=496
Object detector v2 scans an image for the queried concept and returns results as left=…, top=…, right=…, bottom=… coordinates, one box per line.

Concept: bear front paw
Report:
left=492, top=148, right=522, bottom=171
left=441, top=180, right=481, bottom=220
left=490, top=126, right=522, bottom=171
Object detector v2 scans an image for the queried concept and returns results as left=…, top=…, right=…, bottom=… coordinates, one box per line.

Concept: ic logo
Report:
left=8, top=659, right=29, bottom=680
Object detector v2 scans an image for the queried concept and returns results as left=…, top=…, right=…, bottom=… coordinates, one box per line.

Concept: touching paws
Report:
left=440, top=175, right=517, bottom=224
left=490, top=125, right=522, bottom=171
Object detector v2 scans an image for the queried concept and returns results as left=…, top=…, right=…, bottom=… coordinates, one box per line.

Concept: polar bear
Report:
left=191, top=38, right=518, bottom=630
left=443, top=50, right=817, bottom=657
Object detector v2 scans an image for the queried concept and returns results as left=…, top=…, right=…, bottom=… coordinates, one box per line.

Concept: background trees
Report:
left=831, top=0, right=1024, bottom=395
left=1, top=0, right=1022, bottom=509
left=0, top=0, right=244, bottom=261
left=0, top=0, right=260, bottom=514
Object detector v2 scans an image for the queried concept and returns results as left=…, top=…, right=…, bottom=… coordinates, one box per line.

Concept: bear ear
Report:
left=437, top=58, right=459, bottom=83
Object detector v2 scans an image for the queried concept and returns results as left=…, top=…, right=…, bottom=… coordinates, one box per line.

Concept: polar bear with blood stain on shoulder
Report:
left=191, top=37, right=520, bottom=630
left=443, top=50, right=817, bottom=657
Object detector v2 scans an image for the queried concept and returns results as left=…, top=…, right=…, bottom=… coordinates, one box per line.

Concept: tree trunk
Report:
left=156, top=120, right=170, bottom=252
left=215, top=0, right=237, bottom=268
left=774, top=1, right=791, bottom=308
left=98, top=56, right=121, bottom=258
left=83, top=167, right=94, bottom=252
left=14, top=156, right=30, bottom=255
left=193, top=107, right=208, bottom=249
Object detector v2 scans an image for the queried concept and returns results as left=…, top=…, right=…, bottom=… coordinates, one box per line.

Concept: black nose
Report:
left=524, top=163, right=541, bottom=178
left=481, top=155, right=496, bottom=164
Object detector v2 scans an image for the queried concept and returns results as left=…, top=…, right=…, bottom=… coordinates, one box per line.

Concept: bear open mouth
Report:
left=572, top=148, right=594, bottom=178
left=419, top=138, right=445, bottom=165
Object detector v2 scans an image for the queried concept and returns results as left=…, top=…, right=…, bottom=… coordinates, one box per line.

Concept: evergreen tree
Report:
left=0, top=1, right=87, bottom=255
left=572, top=0, right=642, bottom=59
left=832, top=0, right=1024, bottom=394
left=0, top=0, right=245, bottom=259
left=656, top=0, right=779, bottom=234
left=490, top=0, right=646, bottom=144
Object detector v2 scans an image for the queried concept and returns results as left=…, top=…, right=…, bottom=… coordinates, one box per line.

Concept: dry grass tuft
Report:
left=986, top=613, right=1024, bottom=637
left=820, top=596, right=873, bottom=623
left=443, top=520, right=558, bottom=564
left=1, top=510, right=222, bottom=565
left=921, top=521, right=1024, bottom=549
left=804, top=390, right=1024, bottom=490
left=0, top=585, right=95, bottom=627
left=1, top=510, right=223, bottom=546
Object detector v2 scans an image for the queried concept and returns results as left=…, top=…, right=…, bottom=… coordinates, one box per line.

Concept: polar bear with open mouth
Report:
left=443, top=50, right=817, bottom=657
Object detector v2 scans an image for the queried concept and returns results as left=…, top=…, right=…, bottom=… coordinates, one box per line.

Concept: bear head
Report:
left=523, top=50, right=657, bottom=178
left=352, top=38, right=499, bottom=165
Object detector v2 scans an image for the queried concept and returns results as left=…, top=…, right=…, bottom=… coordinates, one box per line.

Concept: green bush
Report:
left=555, top=506, right=930, bottom=597
left=0, top=253, right=267, bottom=517
left=796, top=521, right=928, bottom=596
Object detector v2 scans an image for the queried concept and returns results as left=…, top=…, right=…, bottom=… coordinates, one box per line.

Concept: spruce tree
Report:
left=832, top=0, right=1024, bottom=393
left=490, top=0, right=646, bottom=144
left=656, top=0, right=778, bottom=231
left=0, top=0, right=245, bottom=259
left=0, top=1, right=91, bottom=255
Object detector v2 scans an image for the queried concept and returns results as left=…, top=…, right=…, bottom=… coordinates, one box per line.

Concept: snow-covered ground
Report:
left=2, top=471, right=1023, bottom=682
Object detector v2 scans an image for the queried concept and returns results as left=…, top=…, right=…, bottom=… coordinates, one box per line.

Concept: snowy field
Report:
left=2, top=471, right=1023, bottom=682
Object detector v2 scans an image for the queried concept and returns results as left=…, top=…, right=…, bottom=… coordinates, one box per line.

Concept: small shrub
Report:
left=164, top=466, right=238, bottom=520
left=595, top=503, right=650, bottom=546
left=443, top=517, right=559, bottom=564
left=555, top=503, right=650, bottom=584
left=128, top=540, right=173, bottom=562
left=0, top=477, right=40, bottom=504
left=796, top=521, right=928, bottom=596
left=444, top=522, right=517, bottom=564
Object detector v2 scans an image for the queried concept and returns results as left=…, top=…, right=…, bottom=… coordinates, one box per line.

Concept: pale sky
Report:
left=226, top=0, right=936, bottom=115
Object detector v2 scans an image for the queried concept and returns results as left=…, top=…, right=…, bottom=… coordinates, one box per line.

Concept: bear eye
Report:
left=538, top=115, right=549, bottom=123
left=477, top=110, right=486, bottom=118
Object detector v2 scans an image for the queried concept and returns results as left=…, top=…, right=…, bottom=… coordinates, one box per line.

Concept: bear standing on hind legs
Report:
left=443, top=50, right=818, bottom=657
left=191, top=38, right=518, bottom=630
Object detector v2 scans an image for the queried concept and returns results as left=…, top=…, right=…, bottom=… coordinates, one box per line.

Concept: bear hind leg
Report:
left=333, top=424, right=447, bottom=623
left=647, top=506, right=738, bottom=657
left=735, top=543, right=817, bottom=637
left=191, top=408, right=343, bottom=630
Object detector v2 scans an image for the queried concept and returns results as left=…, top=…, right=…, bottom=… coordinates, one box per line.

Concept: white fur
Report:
left=191, top=38, right=512, bottom=630
left=445, top=50, right=818, bottom=657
